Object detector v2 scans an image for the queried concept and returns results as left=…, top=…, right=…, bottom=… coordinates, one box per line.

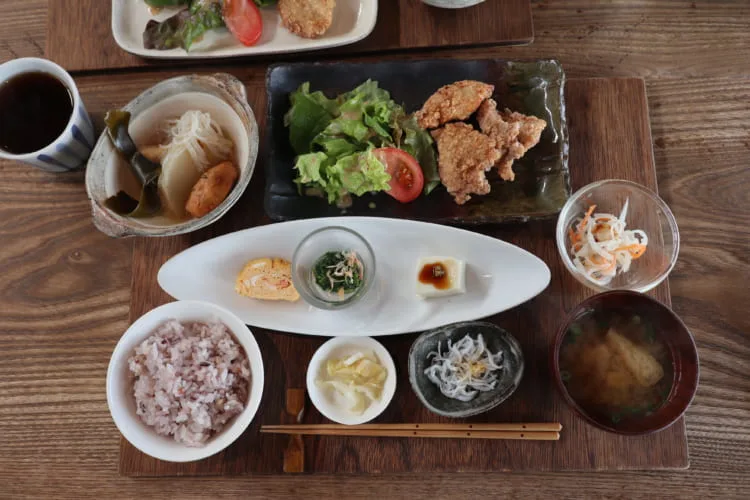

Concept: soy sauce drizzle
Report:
left=419, top=262, right=451, bottom=289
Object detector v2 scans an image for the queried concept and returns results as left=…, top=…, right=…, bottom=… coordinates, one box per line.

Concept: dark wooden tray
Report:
left=122, top=77, right=688, bottom=476
left=47, top=0, right=534, bottom=73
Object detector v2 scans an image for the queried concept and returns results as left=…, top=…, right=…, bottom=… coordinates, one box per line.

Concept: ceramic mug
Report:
left=0, top=57, right=95, bottom=172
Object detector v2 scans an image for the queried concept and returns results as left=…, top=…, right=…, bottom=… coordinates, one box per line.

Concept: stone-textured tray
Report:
left=265, top=59, right=569, bottom=224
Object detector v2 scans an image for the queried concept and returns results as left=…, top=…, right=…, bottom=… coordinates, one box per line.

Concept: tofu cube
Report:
left=415, top=256, right=466, bottom=298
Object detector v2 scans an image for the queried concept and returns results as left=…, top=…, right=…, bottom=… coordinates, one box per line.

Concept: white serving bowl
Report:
left=306, top=336, right=397, bottom=425
left=106, top=300, right=264, bottom=463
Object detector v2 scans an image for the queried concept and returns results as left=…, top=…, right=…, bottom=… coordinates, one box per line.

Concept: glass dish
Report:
left=555, top=179, right=679, bottom=293
left=292, top=226, right=376, bottom=310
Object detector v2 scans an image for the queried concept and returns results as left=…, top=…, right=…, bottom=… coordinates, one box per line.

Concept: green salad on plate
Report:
left=285, top=80, right=439, bottom=207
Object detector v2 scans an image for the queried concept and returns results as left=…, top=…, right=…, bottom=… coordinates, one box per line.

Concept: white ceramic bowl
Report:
left=106, top=300, right=264, bottom=463
left=306, top=337, right=396, bottom=425
left=86, top=73, right=259, bottom=238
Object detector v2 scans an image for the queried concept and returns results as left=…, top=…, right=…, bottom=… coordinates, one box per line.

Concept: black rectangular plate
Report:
left=265, top=58, right=569, bottom=224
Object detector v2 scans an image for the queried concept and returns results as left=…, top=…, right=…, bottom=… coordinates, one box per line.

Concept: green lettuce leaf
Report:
left=321, top=118, right=371, bottom=142
left=142, top=1, right=224, bottom=52
left=313, top=136, right=361, bottom=158
left=399, top=115, right=440, bottom=195
left=285, top=83, right=338, bottom=154
left=293, top=149, right=390, bottom=206
left=329, top=150, right=391, bottom=197
left=293, top=152, right=329, bottom=188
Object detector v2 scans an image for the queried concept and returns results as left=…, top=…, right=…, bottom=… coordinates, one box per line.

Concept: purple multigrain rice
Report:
left=128, top=319, right=251, bottom=447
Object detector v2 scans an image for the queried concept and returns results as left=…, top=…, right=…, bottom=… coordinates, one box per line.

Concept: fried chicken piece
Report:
left=279, top=0, right=336, bottom=39
left=476, top=99, right=547, bottom=182
left=416, top=80, right=494, bottom=129
left=431, top=122, right=502, bottom=205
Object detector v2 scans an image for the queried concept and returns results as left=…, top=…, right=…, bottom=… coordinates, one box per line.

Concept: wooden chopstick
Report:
left=263, top=423, right=561, bottom=432
left=261, top=423, right=561, bottom=441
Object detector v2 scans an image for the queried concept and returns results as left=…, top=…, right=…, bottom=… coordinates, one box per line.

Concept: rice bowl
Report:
left=107, top=300, right=264, bottom=462
left=129, top=320, right=250, bottom=447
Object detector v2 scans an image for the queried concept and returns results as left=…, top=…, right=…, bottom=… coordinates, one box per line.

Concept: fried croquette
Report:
left=279, top=0, right=336, bottom=39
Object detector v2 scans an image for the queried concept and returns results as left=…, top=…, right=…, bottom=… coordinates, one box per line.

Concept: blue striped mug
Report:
left=0, top=58, right=95, bottom=172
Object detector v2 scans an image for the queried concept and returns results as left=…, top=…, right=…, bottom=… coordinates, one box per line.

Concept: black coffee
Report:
left=0, top=71, right=73, bottom=155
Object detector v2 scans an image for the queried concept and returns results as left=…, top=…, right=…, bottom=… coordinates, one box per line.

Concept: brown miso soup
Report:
left=559, top=309, right=673, bottom=424
left=0, top=72, right=73, bottom=154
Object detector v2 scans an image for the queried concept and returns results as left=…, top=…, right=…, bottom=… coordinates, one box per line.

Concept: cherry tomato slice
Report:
left=223, top=0, right=263, bottom=47
left=373, top=148, right=424, bottom=203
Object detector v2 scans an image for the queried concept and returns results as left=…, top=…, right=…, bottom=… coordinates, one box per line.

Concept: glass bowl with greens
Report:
left=292, top=226, right=376, bottom=310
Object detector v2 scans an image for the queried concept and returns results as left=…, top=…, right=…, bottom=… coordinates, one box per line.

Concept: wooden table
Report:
left=1, top=1, right=748, bottom=497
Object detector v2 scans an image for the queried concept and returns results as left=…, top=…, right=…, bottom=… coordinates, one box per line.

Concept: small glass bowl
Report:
left=292, top=226, right=376, bottom=310
left=555, top=180, right=679, bottom=293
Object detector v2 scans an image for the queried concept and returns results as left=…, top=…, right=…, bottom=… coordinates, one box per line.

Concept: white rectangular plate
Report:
left=112, top=0, right=377, bottom=59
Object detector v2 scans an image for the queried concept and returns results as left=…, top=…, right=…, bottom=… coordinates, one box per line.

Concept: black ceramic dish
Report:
left=265, top=58, right=570, bottom=224
left=408, top=321, right=524, bottom=418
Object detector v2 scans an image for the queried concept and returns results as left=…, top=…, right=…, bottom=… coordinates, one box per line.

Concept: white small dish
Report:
left=111, top=1, right=377, bottom=60
left=106, top=300, right=264, bottom=463
left=306, top=336, right=396, bottom=425
left=157, top=217, right=551, bottom=337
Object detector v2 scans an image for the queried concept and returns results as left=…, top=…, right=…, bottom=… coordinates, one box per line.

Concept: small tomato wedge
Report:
left=223, top=0, right=263, bottom=47
left=373, top=148, right=424, bottom=203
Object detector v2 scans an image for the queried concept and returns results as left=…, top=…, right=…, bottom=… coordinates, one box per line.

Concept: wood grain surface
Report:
left=121, top=75, right=688, bottom=475
left=45, top=0, right=533, bottom=72
left=1, top=0, right=749, bottom=498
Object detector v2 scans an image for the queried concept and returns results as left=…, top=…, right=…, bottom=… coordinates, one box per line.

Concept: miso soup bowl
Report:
left=551, top=290, right=699, bottom=435
left=85, top=73, right=259, bottom=238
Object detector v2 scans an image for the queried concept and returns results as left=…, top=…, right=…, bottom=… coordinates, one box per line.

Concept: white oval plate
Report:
left=158, top=217, right=551, bottom=336
left=112, top=1, right=377, bottom=60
